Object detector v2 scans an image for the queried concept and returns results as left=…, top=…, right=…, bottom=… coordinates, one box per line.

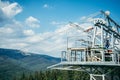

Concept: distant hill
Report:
left=0, top=48, right=60, bottom=80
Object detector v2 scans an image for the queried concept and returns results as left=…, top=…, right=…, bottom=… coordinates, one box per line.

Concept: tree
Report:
left=20, top=72, right=26, bottom=80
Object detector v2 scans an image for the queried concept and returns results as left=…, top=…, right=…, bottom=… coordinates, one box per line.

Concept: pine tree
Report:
left=34, top=71, right=39, bottom=80
left=29, top=74, right=34, bottom=80
left=20, top=72, right=26, bottom=80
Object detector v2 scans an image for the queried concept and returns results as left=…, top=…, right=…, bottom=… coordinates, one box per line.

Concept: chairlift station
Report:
left=48, top=11, right=120, bottom=80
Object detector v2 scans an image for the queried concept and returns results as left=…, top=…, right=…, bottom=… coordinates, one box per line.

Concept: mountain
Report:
left=0, top=48, right=60, bottom=80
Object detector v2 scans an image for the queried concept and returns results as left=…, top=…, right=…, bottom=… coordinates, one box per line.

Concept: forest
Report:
left=13, top=70, right=89, bottom=80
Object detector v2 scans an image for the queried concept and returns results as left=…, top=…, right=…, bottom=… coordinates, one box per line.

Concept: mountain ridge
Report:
left=0, top=48, right=60, bottom=80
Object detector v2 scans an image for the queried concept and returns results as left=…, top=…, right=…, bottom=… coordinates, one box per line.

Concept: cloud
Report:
left=51, top=21, right=60, bottom=25
left=23, top=29, right=35, bottom=36
left=0, top=27, right=14, bottom=34
left=43, top=4, right=53, bottom=9
left=0, top=8, right=8, bottom=22
left=80, top=16, right=86, bottom=20
left=0, top=1, right=22, bottom=27
left=9, top=43, right=28, bottom=49
left=1, top=2, right=22, bottom=18
left=80, top=16, right=94, bottom=23
left=25, top=34, right=43, bottom=43
left=0, top=22, right=92, bottom=57
left=43, top=4, right=49, bottom=8
left=25, top=16, right=40, bottom=28
left=0, top=0, right=95, bottom=57
left=50, top=21, right=67, bottom=26
left=0, top=8, right=11, bottom=27
left=0, top=1, right=65, bottom=57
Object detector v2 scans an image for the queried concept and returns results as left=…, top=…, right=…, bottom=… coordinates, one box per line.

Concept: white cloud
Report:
left=25, top=35, right=43, bottom=43
left=23, top=30, right=35, bottom=36
left=0, top=0, right=95, bottom=57
left=80, top=16, right=86, bottom=20
left=25, top=16, right=40, bottom=28
left=87, top=17, right=94, bottom=22
left=10, top=43, right=28, bottom=49
left=51, top=21, right=60, bottom=25
left=0, top=1, right=23, bottom=27
left=0, top=8, right=8, bottom=24
left=2, top=2, right=22, bottom=18
left=0, top=20, right=92, bottom=57
left=0, top=42, right=28, bottom=50
left=43, top=4, right=53, bottom=9
left=50, top=21, right=67, bottom=26
left=80, top=16, right=94, bottom=23
left=43, top=4, right=49, bottom=8
left=0, top=27, right=14, bottom=34
left=0, top=0, right=9, bottom=8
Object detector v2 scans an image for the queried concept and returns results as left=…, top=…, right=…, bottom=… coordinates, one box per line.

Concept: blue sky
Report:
left=0, top=0, right=120, bottom=57
left=9, top=0, right=120, bottom=32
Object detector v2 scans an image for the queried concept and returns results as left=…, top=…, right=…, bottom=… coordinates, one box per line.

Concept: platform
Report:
left=48, top=61, right=120, bottom=69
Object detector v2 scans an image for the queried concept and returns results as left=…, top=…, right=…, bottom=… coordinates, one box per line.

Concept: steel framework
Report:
left=48, top=11, right=120, bottom=80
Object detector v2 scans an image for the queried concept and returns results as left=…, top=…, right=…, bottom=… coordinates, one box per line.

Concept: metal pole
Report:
left=67, top=37, right=68, bottom=49
left=102, top=74, right=105, bottom=80
left=118, top=53, right=119, bottom=64
left=111, top=33, right=114, bottom=62
left=101, top=25, right=104, bottom=62
left=61, top=51, right=63, bottom=62
left=84, top=50, right=86, bottom=62
left=90, top=74, right=93, bottom=80
left=92, top=26, right=97, bottom=47
left=101, top=25, right=103, bottom=47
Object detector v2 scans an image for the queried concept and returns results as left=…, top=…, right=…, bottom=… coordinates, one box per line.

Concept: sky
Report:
left=0, top=0, right=120, bottom=57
